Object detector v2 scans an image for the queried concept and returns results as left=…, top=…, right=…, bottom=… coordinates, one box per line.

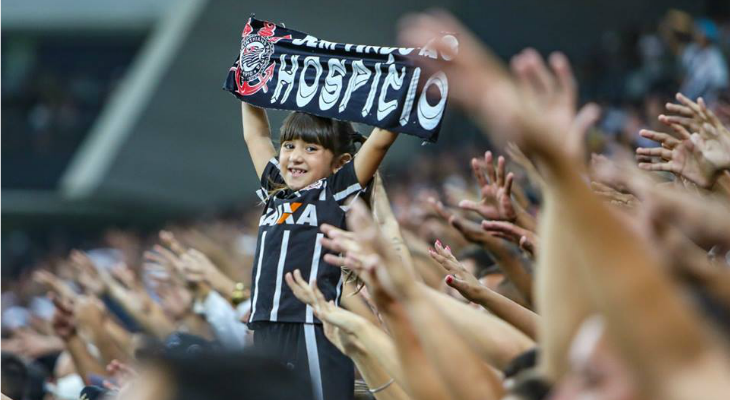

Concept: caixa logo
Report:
left=235, top=18, right=292, bottom=96
left=259, top=202, right=318, bottom=227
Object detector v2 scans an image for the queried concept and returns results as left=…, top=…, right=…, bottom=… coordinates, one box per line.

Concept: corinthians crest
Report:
left=234, top=18, right=292, bottom=96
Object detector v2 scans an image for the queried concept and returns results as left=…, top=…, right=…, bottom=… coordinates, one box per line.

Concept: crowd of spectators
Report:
left=3, top=8, right=730, bottom=400
left=1, top=36, right=142, bottom=189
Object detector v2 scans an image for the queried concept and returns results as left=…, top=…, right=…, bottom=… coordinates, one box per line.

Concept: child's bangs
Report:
left=279, top=112, right=334, bottom=149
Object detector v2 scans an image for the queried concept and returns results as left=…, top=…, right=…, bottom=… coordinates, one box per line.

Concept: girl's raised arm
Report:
left=241, top=103, right=277, bottom=179
left=354, top=128, right=398, bottom=187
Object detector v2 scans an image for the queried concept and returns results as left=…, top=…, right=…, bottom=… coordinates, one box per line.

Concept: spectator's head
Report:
left=694, top=18, right=719, bottom=46
left=2, top=352, right=28, bottom=400
left=660, top=9, right=694, bottom=50
left=458, top=246, right=497, bottom=279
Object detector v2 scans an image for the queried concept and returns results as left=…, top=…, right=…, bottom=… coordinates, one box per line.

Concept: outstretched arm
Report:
left=354, top=128, right=398, bottom=187
left=241, top=103, right=277, bottom=178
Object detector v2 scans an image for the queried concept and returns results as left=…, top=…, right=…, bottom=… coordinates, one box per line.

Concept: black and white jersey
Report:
left=248, top=158, right=365, bottom=326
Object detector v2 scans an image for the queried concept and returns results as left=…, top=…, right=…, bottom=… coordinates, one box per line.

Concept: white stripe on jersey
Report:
left=256, top=188, right=267, bottom=202
left=248, top=231, right=267, bottom=322
left=305, top=233, right=324, bottom=323
left=270, top=157, right=281, bottom=170
left=335, top=273, right=344, bottom=307
left=304, top=324, right=325, bottom=400
left=318, top=182, right=327, bottom=201
left=333, top=183, right=362, bottom=201
left=270, top=230, right=291, bottom=321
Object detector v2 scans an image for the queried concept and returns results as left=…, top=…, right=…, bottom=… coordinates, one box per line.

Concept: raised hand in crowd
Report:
left=70, top=250, right=176, bottom=339
left=427, top=197, right=533, bottom=305
left=638, top=93, right=730, bottom=189
left=428, top=241, right=538, bottom=339
left=459, top=152, right=516, bottom=221
left=33, top=269, right=77, bottom=305
left=104, top=359, right=138, bottom=392
left=400, top=12, right=730, bottom=399
left=480, top=220, right=539, bottom=258
left=1, top=327, right=65, bottom=360
left=347, top=200, right=506, bottom=400
left=74, top=295, right=130, bottom=366
left=50, top=294, right=107, bottom=382
left=589, top=180, right=640, bottom=210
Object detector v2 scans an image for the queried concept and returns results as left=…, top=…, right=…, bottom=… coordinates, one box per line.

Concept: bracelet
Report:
left=231, top=282, right=247, bottom=306
left=368, top=378, right=394, bottom=394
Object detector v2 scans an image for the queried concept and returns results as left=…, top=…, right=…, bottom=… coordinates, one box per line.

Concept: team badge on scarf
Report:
left=224, top=16, right=457, bottom=142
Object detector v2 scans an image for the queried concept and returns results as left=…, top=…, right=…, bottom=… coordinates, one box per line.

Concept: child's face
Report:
left=279, top=139, right=337, bottom=190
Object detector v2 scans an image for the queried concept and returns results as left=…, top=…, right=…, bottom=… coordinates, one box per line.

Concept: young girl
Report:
left=240, top=103, right=398, bottom=400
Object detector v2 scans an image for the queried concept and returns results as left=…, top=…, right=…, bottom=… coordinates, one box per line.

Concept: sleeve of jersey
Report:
left=255, top=158, right=285, bottom=202
left=328, top=161, right=364, bottom=207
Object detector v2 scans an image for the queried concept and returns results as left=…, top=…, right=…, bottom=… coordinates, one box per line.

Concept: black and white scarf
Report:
left=223, top=16, right=457, bottom=142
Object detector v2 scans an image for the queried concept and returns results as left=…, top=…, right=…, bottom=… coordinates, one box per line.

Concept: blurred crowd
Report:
left=2, top=37, right=140, bottom=189
left=3, top=8, right=730, bottom=400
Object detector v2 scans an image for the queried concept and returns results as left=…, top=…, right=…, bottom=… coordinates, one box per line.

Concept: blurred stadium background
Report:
left=2, top=0, right=728, bottom=277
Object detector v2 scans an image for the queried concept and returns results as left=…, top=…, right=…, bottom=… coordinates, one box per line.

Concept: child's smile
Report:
left=279, top=139, right=336, bottom=190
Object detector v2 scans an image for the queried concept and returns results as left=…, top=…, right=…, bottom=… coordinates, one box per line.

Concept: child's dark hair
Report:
left=280, top=112, right=366, bottom=157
